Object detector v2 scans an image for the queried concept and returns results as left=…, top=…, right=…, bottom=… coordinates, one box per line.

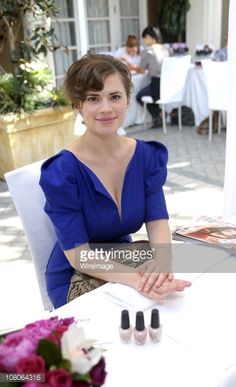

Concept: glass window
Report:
left=89, top=46, right=111, bottom=54
left=119, top=0, right=139, bottom=17
left=87, top=0, right=109, bottom=17
left=88, top=21, right=110, bottom=45
left=55, top=0, right=74, bottom=18
left=121, top=20, right=139, bottom=43
left=54, top=49, right=78, bottom=86
left=53, top=22, right=76, bottom=46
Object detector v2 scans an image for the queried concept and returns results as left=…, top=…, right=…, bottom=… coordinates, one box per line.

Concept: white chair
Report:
left=4, top=161, right=56, bottom=311
left=141, top=55, right=191, bottom=133
left=201, top=59, right=229, bottom=141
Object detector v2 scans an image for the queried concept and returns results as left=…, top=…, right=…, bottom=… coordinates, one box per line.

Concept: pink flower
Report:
left=0, top=316, right=75, bottom=372
left=54, top=324, right=70, bottom=338
left=16, top=355, right=45, bottom=374
left=0, top=334, right=35, bottom=371
left=46, top=369, right=72, bottom=387
left=0, top=316, right=106, bottom=386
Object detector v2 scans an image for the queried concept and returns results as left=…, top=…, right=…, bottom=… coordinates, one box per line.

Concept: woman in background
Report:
left=113, top=34, right=141, bottom=72
left=135, top=26, right=169, bottom=128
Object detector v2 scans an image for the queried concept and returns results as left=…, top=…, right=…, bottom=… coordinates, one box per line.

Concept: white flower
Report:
left=61, top=323, right=103, bottom=374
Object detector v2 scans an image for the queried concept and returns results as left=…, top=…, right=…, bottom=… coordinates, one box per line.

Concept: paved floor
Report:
left=0, top=124, right=226, bottom=332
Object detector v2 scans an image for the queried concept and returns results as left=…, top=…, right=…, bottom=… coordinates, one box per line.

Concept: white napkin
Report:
left=101, top=283, right=158, bottom=312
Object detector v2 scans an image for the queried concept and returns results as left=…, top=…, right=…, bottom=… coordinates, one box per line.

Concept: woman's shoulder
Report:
left=41, top=149, right=76, bottom=171
left=40, top=150, right=78, bottom=188
left=137, top=139, right=168, bottom=166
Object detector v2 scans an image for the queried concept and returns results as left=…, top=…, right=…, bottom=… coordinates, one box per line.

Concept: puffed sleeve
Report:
left=39, top=152, right=89, bottom=250
left=143, top=141, right=169, bottom=222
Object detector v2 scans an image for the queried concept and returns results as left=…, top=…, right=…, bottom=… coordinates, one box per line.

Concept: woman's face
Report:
left=79, top=73, right=129, bottom=134
left=127, top=46, right=138, bottom=56
left=143, top=35, right=155, bottom=47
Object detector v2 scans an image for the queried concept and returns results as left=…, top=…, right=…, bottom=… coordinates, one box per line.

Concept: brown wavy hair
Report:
left=64, top=54, right=133, bottom=108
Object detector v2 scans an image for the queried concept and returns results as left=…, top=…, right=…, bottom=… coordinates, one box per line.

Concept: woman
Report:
left=135, top=26, right=169, bottom=128
left=39, top=54, right=191, bottom=308
left=113, top=34, right=141, bottom=71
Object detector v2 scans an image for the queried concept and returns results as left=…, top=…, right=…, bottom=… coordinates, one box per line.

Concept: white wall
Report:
left=186, top=0, right=223, bottom=57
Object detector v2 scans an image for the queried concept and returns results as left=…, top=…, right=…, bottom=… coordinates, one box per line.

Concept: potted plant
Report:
left=0, top=0, right=76, bottom=178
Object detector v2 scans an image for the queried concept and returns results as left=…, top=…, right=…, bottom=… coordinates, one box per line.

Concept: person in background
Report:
left=135, top=26, right=169, bottom=128
left=113, top=34, right=141, bottom=72
left=39, top=53, right=191, bottom=308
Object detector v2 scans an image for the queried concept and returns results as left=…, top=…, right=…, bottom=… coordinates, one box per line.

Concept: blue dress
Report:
left=39, top=139, right=169, bottom=308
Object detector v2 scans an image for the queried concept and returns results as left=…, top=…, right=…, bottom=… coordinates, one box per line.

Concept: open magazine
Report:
left=173, top=219, right=236, bottom=252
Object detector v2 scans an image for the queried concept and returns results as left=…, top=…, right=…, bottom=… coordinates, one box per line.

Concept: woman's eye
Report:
left=87, top=97, right=98, bottom=102
left=111, top=94, right=121, bottom=100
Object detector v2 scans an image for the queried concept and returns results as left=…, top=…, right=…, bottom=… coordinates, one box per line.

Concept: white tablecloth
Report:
left=123, top=66, right=209, bottom=128
left=52, top=245, right=236, bottom=387
left=183, top=65, right=209, bottom=126
left=123, top=73, right=151, bottom=128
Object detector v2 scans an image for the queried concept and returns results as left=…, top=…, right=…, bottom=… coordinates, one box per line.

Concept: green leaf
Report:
left=36, top=339, right=62, bottom=368
left=59, top=358, right=72, bottom=371
left=72, top=372, right=92, bottom=383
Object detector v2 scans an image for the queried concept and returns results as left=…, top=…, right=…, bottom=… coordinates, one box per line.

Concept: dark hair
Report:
left=142, top=26, right=162, bottom=43
left=125, top=34, right=140, bottom=53
left=64, top=53, right=133, bottom=107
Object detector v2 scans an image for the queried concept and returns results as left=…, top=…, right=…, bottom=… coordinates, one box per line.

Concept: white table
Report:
left=183, top=65, right=209, bottom=126
left=52, top=244, right=236, bottom=387
left=123, top=66, right=209, bottom=128
left=123, top=73, right=151, bottom=128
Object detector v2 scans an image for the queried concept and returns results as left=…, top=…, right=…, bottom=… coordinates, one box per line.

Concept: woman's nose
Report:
left=99, top=98, right=112, bottom=112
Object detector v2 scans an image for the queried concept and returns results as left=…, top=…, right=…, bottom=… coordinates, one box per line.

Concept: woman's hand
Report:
left=138, top=277, right=192, bottom=301
left=137, top=254, right=173, bottom=293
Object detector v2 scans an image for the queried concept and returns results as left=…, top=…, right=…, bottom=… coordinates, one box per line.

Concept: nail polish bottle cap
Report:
left=151, top=308, right=160, bottom=329
left=135, top=311, right=145, bottom=331
left=121, top=309, right=130, bottom=330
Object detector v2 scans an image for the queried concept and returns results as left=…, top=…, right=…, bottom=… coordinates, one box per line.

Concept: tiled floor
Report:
left=0, top=124, right=226, bottom=331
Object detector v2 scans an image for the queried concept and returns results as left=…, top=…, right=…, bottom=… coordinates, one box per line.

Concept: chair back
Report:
left=160, top=55, right=191, bottom=103
left=201, top=59, right=229, bottom=111
left=4, top=161, right=56, bottom=311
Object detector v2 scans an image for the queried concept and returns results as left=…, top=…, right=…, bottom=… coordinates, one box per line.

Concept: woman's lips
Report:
left=96, top=117, right=116, bottom=124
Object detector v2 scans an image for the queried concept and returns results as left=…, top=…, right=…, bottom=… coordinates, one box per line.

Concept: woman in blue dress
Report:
left=39, top=54, right=191, bottom=308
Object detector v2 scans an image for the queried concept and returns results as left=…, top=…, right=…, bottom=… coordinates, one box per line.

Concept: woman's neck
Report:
left=79, top=130, right=125, bottom=158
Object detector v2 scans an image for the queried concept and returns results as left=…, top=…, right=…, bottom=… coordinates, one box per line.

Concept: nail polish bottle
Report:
left=119, top=310, right=132, bottom=343
left=133, top=311, right=147, bottom=345
left=148, top=308, right=162, bottom=342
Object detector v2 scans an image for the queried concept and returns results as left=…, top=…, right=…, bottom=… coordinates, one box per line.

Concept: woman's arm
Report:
left=138, top=219, right=173, bottom=293
left=64, top=236, right=190, bottom=301
left=64, top=243, right=141, bottom=290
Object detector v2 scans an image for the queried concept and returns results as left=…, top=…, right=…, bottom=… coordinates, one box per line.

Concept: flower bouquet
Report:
left=0, top=317, right=107, bottom=386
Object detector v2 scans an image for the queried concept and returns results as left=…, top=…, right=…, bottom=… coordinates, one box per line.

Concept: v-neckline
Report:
left=63, top=139, right=139, bottom=222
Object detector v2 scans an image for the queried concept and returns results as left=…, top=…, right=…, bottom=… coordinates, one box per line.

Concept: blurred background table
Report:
left=183, top=64, right=209, bottom=126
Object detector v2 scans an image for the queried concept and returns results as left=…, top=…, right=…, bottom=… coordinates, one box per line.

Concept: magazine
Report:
left=173, top=219, right=236, bottom=252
